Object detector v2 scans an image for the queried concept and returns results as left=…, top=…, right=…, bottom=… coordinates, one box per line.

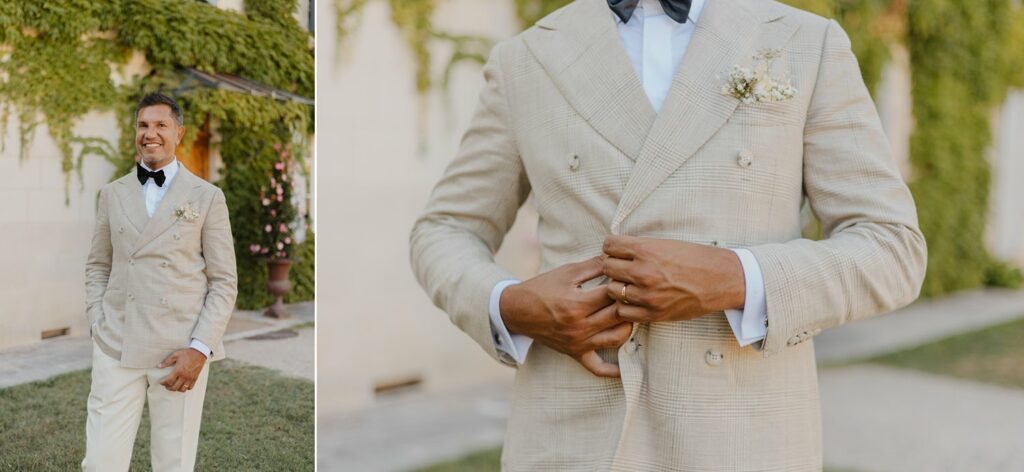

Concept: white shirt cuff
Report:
left=189, top=338, right=213, bottom=359
left=489, top=279, right=533, bottom=364
left=723, top=248, right=768, bottom=347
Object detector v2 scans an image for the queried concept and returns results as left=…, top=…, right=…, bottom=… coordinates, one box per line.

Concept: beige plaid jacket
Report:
left=410, top=0, right=927, bottom=470
left=86, top=165, right=237, bottom=369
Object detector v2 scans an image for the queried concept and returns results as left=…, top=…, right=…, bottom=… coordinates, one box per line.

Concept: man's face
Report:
left=135, top=104, right=185, bottom=170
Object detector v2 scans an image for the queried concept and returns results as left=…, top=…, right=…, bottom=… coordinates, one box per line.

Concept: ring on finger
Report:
left=621, top=283, right=631, bottom=305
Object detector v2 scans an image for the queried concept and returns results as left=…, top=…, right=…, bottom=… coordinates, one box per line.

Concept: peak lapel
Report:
left=132, top=165, right=200, bottom=255
left=610, top=0, right=799, bottom=232
left=113, top=172, right=150, bottom=234
left=523, top=0, right=656, bottom=161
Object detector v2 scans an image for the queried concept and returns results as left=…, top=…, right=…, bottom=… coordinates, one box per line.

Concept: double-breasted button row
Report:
left=786, top=328, right=822, bottom=346
left=737, top=149, right=753, bottom=168
left=567, top=153, right=580, bottom=171
left=705, top=349, right=724, bottom=366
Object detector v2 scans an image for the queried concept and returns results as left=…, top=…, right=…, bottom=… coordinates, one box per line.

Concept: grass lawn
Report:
left=871, top=317, right=1024, bottom=389
left=0, top=359, right=313, bottom=471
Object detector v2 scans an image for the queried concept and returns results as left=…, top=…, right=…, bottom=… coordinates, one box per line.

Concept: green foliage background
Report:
left=0, top=0, right=315, bottom=309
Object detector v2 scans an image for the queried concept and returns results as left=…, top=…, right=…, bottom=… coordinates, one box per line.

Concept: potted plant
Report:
left=249, top=142, right=300, bottom=318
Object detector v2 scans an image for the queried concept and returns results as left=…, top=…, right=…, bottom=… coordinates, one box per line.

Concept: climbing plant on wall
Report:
left=0, top=0, right=316, bottom=309
left=906, top=0, right=1024, bottom=296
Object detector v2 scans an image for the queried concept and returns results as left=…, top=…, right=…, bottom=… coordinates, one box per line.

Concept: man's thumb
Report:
left=158, top=352, right=176, bottom=368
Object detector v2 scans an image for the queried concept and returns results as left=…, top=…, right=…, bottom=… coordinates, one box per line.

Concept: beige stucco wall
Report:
left=0, top=111, right=122, bottom=349
left=317, top=0, right=528, bottom=414
left=988, top=90, right=1024, bottom=267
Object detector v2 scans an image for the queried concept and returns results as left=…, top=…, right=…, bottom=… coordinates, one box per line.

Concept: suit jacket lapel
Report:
left=523, top=0, right=656, bottom=161
left=611, top=0, right=798, bottom=232
left=113, top=172, right=150, bottom=235
left=132, top=165, right=200, bottom=255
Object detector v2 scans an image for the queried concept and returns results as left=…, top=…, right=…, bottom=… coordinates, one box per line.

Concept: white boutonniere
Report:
left=174, top=202, right=200, bottom=222
left=721, top=48, right=797, bottom=104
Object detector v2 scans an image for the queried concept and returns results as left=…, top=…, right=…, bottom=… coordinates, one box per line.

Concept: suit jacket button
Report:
left=705, top=349, right=723, bottom=366
left=787, top=335, right=800, bottom=346
left=127, top=293, right=134, bottom=301
left=118, top=226, right=125, bottom=233
left=737, top=150, right=753, bottom=168
left=161, top=297, right=168, bottom=305
left=567, top=153, right=580, bottom=171
left=129, top=259, right=134, bottom=265
left=173, top=234, right=181, bottom=240
left=161, top=262, right=169, bottom=268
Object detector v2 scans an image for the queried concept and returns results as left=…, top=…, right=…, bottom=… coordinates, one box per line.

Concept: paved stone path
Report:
left=820, top=365, right=1024, bottom=472
left=0, top=301, right=314, bottom=389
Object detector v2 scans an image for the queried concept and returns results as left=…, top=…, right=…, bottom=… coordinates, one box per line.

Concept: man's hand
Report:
left=602, top=236, right=746, bottom=323
left=157, top=348, right=207, bottom=393
left=500, top=257, right=632, bottom=378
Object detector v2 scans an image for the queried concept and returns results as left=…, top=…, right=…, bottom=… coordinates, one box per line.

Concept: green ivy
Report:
left=907, top=0, right=1023, bottom=296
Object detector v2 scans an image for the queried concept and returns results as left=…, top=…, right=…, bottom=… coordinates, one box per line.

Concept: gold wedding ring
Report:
left=621, top=283, right=630, bottom=305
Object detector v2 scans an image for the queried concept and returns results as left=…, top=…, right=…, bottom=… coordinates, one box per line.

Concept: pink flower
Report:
left=275, top=162, right=285, bottom=171
left=282, top=174, right=288, bottom=182
left=276, top=185, right=283, bottom=195
left=277, top=242, right=284, bottom=250
left=279, top=223, right=287, bottom=232
left=284, top=237, right=292, bottom=244
left=249, top=244, right=260, bottom=254
left=270, top=209, right=277, bottom=217
left=264, top=224, right=272, bottom=233
left=261, top=247, right=269, bottom=254
left=277, top=195, right=283, bottom=202
left=273, top=143, right=282, bottom=152
left=262, top=198, right=271, bottom=206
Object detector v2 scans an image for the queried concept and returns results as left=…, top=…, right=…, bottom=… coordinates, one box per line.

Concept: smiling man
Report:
left=83, top=92, right=237, bottom=471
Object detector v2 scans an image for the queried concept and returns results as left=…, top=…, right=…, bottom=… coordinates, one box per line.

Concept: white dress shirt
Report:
left=489, top=0, right=769, bottom=364
left=138, top=158, right=213, bottom=359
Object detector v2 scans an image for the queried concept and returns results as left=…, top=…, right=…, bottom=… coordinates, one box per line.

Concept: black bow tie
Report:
left=609, top=0, right=693, bottom=24
left=137, top=164, right=166, bottom=187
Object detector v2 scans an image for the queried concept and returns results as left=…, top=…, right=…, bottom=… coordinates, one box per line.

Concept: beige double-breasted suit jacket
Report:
left=410, top=0, right=928, bottom=470
left=86, top=165, right=238, bottom=369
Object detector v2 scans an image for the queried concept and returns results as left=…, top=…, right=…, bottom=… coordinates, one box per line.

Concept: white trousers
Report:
left=82, top=340, right=210, bottom=472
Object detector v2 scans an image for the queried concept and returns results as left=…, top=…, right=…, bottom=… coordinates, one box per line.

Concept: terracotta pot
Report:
left=264, top=259, right=293, bottom=318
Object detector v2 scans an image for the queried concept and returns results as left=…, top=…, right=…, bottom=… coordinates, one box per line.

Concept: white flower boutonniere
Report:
left=721, top=48, right=797, bottom=104
left=174, top=202, right=200, bottom=222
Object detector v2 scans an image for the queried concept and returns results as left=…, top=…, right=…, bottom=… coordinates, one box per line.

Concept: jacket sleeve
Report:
left=191, top=188, right=238, bottom=351
left=747, top=20, right=928, bottom=357
left=85, top=186, right=113, bottom=328
left=409, top=41, right=532, bottom=364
